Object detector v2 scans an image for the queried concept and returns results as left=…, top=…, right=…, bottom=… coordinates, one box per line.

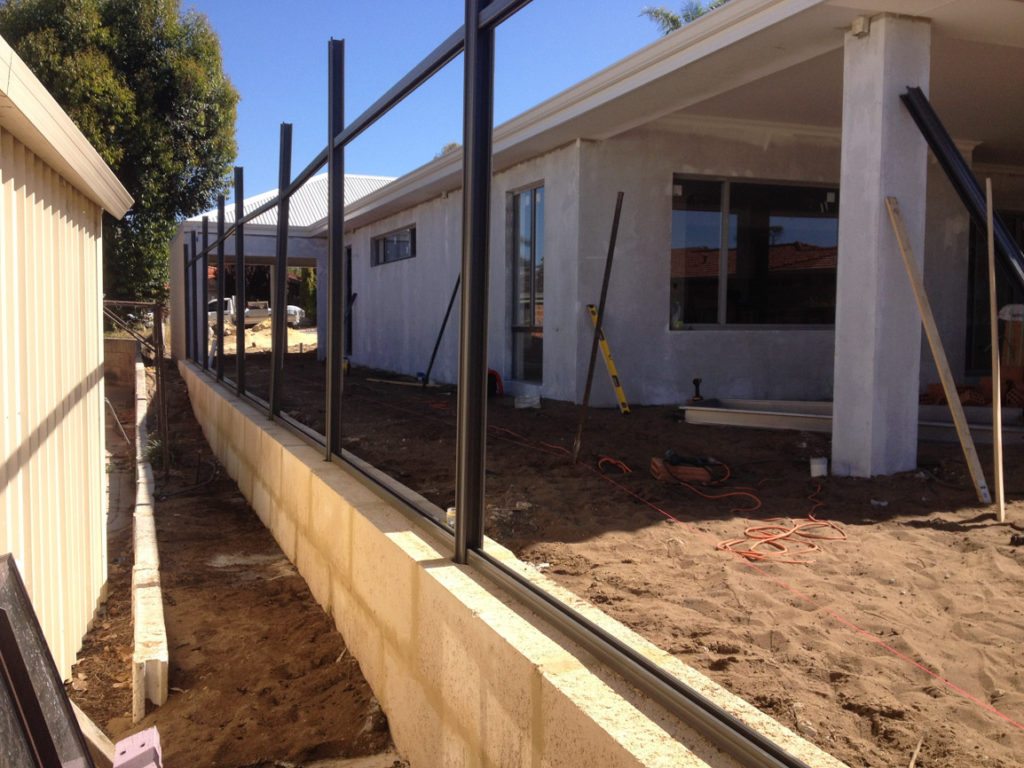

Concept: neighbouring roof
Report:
left=187, top=172, right=394, bottom=234
left=0, top=34, right=133, bottom=218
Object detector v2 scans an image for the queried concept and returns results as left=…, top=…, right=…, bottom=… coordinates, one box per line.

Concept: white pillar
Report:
left=832, top=14, right=931, bottom=477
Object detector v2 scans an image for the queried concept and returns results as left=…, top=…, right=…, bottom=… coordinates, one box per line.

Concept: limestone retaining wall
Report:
left=179, top=361, right=846, bottom=768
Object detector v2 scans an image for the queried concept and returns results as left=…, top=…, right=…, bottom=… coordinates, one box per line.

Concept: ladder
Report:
left=586, top=304, right=630, bottom=414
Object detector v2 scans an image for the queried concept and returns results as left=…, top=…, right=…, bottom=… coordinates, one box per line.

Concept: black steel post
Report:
left=234, top=166, right=246, bottom=393
left=454, top=0, right=495, bottom=564
left=269, top=123, right=292, bottom=417
left=424, top=275, right=461, bottom=387
left=183, top=242, right=191, bottom=361
left=216, top=195, right=226, bottom=380
left=190, top=231, right=198, bottom=361
left=572, top=191, right=624, bottom=463
left=201, top=220, right=210, bottom=369
left=326, top=39, right=346, bottom=459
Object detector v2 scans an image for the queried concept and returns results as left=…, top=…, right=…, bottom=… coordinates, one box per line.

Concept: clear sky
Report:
left=182, top=1, right=664, bottom=200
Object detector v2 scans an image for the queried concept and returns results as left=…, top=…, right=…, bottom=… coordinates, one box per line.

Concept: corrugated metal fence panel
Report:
left=0, top=125, right=107, bottom=677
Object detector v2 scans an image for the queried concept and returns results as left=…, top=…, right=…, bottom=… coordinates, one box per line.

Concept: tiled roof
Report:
left=188, top=173, right=394, bottom=228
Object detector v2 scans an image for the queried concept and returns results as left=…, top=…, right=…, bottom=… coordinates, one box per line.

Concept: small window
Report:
left=371, top=226, right=416, bottom=266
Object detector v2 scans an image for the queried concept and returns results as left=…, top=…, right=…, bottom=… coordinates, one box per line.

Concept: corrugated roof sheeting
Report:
left=189, top=172, right=394, bottom=228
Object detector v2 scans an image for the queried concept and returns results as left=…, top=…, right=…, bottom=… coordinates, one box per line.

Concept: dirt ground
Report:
left=237, top=350, right=1024, bottom=768
left=68, top=360, right=398, bottom=768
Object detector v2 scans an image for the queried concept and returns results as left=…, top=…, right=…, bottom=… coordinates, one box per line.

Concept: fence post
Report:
left=235, top=167, right=246, bottom=394
left=201, top=217, right=210, bottom=370
left=269, top=123, right=292, bottom=417
left=216, top=195, right=226, bottom=380
left=454, top=0, right=495, bottom=563
left=326, top=39, right=345, bottom=459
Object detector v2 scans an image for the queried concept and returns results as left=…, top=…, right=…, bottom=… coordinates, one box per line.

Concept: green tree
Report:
left=0, top=0, right=238, bottom=299
left=641, top=0, right=731, bottom=34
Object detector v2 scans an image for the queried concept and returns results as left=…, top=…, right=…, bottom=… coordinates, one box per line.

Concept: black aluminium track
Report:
left=901, top=87, right=1024, bottom=290
left=181, top=0, right=817, bottom=763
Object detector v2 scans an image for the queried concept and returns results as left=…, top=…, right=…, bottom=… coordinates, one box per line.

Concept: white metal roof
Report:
left=188, top=172, right=394, bottom=231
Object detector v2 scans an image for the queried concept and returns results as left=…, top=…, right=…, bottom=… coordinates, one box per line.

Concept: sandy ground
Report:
left=68, top=360, right=399, bottom=768
left=236, top=351, right=1024, bottom=768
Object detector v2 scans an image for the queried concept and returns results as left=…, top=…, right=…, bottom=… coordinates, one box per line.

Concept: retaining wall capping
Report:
left=132, top=353, right=168, bottom=722
left=180, top=361, right=849, bottom=768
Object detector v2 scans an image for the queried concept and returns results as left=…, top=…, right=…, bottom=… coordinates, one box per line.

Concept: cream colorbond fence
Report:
left=0, top=34, right=132, bottom=676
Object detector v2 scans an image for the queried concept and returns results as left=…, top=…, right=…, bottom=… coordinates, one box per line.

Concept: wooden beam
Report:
left=885, top=196, right=991, bottom=504
left=986, top=179, right=1006, bottom=522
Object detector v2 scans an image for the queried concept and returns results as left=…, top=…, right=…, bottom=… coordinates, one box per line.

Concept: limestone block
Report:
left=133, top=514, right=159, bottom=571
left=270, top=501, right=297, bottom=561
left=258, top=433, right=284, bottom=503
left=294, top=532, right=331, bottom=610
left=279, top=444, right=319, bottom=528
left=251, top=479, right=271, bottom=526
left=349, top=506, right=422, bottom=651
left=234, top=460, right=254, bottom=505
left=308, top=471, right=353, bottom=572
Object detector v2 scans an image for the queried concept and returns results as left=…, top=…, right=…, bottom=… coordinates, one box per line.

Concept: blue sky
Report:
left=183, top=1, right=665, bottom=199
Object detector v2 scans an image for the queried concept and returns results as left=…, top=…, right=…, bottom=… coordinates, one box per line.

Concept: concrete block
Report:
left=242, top=415, right=264, bottom=474
left=279, top=444, right=318, bottom=528
left=113, top=726, right=162, bottom=768
left=294, top=532, right=331, bottom=610
left=130, top=660, right=145, bottom=724
left=258, top=433, right=284, bottom=503
left=349, top=506, right=423, bottom=652
left=330, top=580, right=383, bottom=682
left=133, top=514, right=159, bottom=571
left=308, top=471, right=353, bottom=571
left=234, top=460, right=254, bottom=506
left=251, top=479, right=271, bottom=526
left=270, top=501, right=297, bottom=561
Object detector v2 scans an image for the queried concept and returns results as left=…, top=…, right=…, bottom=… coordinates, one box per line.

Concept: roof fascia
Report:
left=329, top=0, right=829, bottom=233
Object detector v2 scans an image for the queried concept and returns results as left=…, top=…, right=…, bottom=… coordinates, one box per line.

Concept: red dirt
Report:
left=245, top=351, right=1024, bottom=768
left=68, top=360, right=396, bottom=767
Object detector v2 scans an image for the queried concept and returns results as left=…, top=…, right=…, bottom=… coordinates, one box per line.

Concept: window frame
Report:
left=370, top=224, right=417, bottom=266
left=510, top=183, right=544, bottom=382
left=670, top=175, right=840, bottom=331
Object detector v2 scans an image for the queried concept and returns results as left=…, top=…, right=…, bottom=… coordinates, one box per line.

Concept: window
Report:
left=965, top=210, right=1024, bottom=374
left=511, top=185, right=544, bottom=381
left=670, top=178, right=838, bottom=327
left=371, top=226, right=416, bottom=266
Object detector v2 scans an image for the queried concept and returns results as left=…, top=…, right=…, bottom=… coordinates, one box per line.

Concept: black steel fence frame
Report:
left=181, top=3, right=810, bottom=765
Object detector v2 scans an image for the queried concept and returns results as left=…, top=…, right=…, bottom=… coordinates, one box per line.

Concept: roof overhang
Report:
left=336, top=0, right=1024, bottom=232
left=0, top=35, right=133, bottom=218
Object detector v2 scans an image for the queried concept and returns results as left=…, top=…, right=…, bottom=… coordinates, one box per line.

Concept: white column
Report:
left=832, top=14, right=931, bottom=477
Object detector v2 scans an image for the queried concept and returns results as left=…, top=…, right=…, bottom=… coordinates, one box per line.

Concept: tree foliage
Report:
left=0, top=0, right=238, bottom=299
left=641, top=0, right=731, bottom=34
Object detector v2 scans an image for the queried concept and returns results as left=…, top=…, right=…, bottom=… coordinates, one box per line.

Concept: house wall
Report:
left=0, top=125, right=108, bottom=676
left=345, top=143, right=581, bottom=398
left=576, top=122, right=841, bottom=406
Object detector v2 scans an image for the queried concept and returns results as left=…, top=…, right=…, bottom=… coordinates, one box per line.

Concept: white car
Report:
left=286, top=305, right=305, bottom=328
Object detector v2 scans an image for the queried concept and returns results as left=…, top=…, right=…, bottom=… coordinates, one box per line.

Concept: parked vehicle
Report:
left=207, top=298, right=303, bottom=328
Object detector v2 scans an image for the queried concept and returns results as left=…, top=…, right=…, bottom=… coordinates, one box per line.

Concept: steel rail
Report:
left=901, top=87, right=1024, bottom=289
left=183, top=0, right=532, bottom=268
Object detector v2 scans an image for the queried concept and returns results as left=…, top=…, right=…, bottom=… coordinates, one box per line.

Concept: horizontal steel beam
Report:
left=188, top=0, right=534, bottom=266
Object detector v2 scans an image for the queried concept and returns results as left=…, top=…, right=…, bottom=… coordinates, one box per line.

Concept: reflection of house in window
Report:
left=670, top=178, right=838, bottom=327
